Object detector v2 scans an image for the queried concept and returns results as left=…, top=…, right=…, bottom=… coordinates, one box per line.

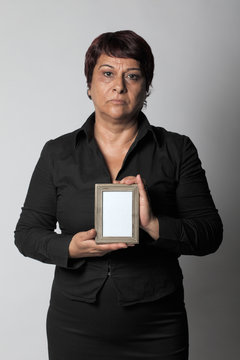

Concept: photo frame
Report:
left=95, top=183, right=139, bottom=244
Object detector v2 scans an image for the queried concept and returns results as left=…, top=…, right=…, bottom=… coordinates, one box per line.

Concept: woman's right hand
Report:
left=68, top=229, right=129, bottom=258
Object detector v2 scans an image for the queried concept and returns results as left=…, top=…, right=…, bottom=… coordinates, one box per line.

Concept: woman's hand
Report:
left=69, top=229, right=129, bottom=258
left=114, top=174, right=159, bottom=240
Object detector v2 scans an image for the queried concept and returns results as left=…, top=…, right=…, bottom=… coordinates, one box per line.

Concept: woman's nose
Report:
left=113, top=76, right=127, bottom=94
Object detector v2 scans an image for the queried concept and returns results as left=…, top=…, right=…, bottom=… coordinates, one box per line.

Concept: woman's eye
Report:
left=104, top=71, right=113, bottom=77
left=127, top=73, right=139, bottom=81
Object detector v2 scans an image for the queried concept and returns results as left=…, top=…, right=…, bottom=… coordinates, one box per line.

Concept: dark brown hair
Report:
left=84, top=30, right=154, bottom=95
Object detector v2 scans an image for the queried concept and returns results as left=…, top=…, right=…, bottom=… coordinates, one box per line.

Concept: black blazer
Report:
left=15, top=112, right=223, bottom=306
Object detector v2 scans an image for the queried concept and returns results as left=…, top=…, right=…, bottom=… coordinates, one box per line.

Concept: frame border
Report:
left=95, top=183, right=139, bottom=244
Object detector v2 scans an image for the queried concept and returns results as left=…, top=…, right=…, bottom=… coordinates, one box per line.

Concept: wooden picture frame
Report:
left=95, top=183, right=139, bottom=244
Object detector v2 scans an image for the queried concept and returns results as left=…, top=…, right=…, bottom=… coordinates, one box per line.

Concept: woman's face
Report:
left=88, top=54, right=146, bottom=123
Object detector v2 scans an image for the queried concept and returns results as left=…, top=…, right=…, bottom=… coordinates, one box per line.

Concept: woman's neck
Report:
left=94, top=116, right=139, bottom=148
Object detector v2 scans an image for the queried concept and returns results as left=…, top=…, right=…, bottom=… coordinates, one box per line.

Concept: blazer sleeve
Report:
left=156, top=136, right=223, bottom=256
left=14, top=141, right=85, bottom=269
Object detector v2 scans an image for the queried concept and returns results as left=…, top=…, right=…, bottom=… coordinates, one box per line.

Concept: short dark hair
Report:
left=84, top=30, right=154, bottom=95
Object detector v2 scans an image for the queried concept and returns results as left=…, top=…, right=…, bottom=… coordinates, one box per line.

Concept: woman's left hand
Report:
left=113, top=174, right=159, bottom=240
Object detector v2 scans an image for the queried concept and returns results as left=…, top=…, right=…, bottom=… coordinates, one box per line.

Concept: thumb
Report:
left=136, top=174, right=148, bottom=200
left=87, top=228, right=97, bottom=238
left=81, top=228, right=96, bottom=241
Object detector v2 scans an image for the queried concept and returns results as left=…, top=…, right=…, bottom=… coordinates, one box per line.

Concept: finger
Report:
left=96, top=242, right=128, bottom=251
left=120, top=176, right=137, bottom=185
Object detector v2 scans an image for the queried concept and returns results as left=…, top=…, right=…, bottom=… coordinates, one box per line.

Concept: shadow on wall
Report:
left=180, top=67, right=240, bottom=359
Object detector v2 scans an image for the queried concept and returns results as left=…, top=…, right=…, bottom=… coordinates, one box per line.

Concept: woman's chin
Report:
left=103, top=108, right=138, bottom=122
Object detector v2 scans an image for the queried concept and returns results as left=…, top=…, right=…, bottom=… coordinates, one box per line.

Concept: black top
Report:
left=15, top=112, right=223, bottom=306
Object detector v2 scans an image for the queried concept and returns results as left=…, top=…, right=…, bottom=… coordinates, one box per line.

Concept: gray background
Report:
left=1, top=0, right=239, bottom=359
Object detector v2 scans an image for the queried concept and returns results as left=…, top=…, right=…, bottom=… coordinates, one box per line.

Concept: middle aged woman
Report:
left=15, top=30, right=223, bottom=360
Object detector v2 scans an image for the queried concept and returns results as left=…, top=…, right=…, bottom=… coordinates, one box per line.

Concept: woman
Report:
left=15, top=30, right=223, bottom=360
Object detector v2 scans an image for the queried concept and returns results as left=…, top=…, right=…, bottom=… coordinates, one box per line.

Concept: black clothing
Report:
left=47, top=277, right=189, bottom=360
left=15, top=112, right=223, bottom=306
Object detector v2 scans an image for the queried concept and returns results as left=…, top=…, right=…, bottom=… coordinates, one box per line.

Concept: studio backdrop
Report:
left=0, top=1, right=239, bottom=359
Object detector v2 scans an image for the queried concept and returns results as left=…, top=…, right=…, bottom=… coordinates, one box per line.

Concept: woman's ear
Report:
left=87, top=88, right=92, bottom=100
left=143, top=89, right=151, bottom=107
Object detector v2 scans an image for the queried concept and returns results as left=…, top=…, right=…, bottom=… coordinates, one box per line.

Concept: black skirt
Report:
left=47, top=277, right=188, bottom=360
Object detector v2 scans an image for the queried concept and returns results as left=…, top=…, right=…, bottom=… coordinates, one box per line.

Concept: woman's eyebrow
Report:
left=98, top=64, right=141, bottom=72
left=98, top=64, right=114, bottom=69
left=126, top=67, right=141, bottom=72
